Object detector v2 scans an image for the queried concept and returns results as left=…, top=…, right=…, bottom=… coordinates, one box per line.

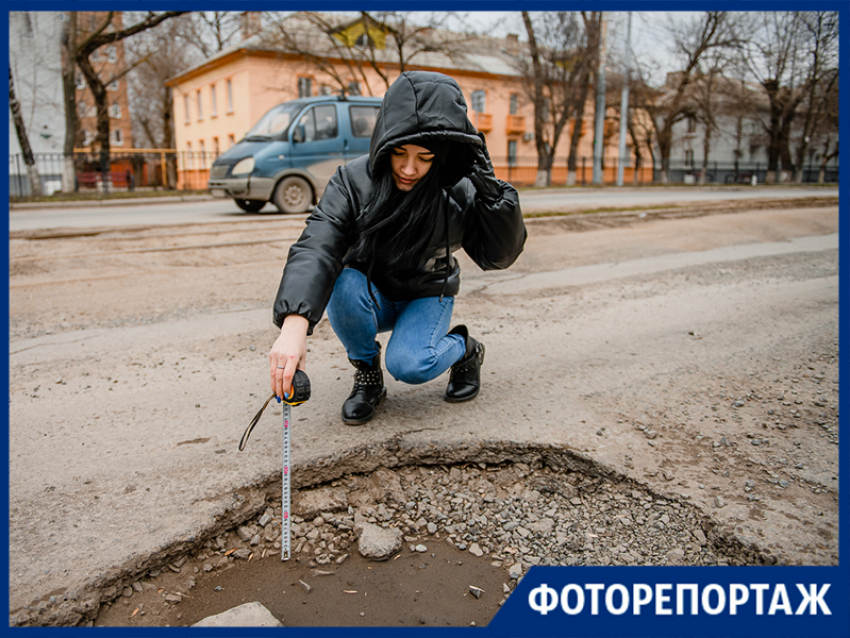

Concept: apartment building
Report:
left=9, top=11, right=66, bottom=194
left=9, top=11, right=136, bottom=195
left=165, top=13, right=636, bottom=187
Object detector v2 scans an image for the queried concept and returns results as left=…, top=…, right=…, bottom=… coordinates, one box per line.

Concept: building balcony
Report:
left=506, top=115, right=525, bottom=135
left=474, top=112, right=492, bottom=133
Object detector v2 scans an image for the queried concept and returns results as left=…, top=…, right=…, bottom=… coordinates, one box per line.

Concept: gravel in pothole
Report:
left=93, top=459, right=765, bottom=627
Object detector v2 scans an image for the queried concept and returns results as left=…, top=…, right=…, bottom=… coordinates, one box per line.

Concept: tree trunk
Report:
left=77, top=54, right=112, bottom=190
left=9, top=67, right=42, bottom=197
left=61, top=11, right=78, bottom=193
left=566, top=118, right=582, bottom=186
left=73, top=11, right=186, bottom=192
left=535, top=154, right=553, bottom=188
left=699, top=130, right=711, bottom=185
left=567, top=84, right=591, bottom=187
left=162, top=85, right=176, bottom=188
left=522, top=12, right=550, bottom=188
left=657, top=128, right=672, bottom=185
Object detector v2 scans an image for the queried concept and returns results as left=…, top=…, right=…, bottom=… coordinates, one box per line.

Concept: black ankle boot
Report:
left=444, top=325, right=485, bottom=403
left=342, top=344, right=386, bottom=425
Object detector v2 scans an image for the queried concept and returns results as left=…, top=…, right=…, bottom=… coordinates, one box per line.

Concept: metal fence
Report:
left=655, top=159, right=840, bottom=186
left=491, top=156, right=655, bottom=187
left=9, top=150, right=184, bottom=198
left=9, top=151, right=840, bottom=199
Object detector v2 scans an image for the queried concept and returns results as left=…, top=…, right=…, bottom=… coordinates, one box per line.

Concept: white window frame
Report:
left=471, top=90, right=486, bottom=113
left=226, top=79, right=233, bottom=113
left=112, top=128, right=124, bottom=146
left=210, top=84, right=217, bottom=117
left=107, top=45, right=117, bottom=63
left=197, top=90, right=203, bottom=121
left=298, top=76, right=313, bottom=98
left=184, top=95, right=190, bottom=123
left=507, top=139, right=518, bottom=166
left=108, top=79, right=119, bottom=91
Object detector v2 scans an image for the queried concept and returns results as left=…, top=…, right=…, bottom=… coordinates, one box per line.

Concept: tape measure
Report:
left=239, top=369, right=311, bottom=562
left=280, top=370, right=310, bottom=561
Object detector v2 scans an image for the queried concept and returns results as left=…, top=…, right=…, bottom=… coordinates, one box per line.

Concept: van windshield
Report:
left=244, top=102, right=303, bottom=140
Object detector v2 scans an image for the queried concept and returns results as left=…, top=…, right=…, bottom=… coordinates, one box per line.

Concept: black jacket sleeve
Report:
left=454, top=177, right=527, bottom=271
left=272, top=166, right=358, bottom=332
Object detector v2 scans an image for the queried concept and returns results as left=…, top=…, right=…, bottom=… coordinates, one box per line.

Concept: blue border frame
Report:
left=4, top=1, right=847, bottom=637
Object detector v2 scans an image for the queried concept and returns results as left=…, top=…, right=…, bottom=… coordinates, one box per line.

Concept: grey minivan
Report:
left=208, top=95, right=382, bottom=213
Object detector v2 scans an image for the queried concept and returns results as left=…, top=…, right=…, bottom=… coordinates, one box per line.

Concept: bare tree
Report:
left=9, top=66, right=42, bottom=196
left=653, top=12, right=743, bottom=184
left=691, top=49, right=733, bottom=184
left=261, top=11, right=478, bottom=96
left=814, top=70, right=838, bottom=183
left=619, top=62, right=660, bottom=185
left=61, top=11, right=78, bottom=193
left=791, top=11, right=838, bottom=182
left=715, top=56, right=765, bottom=179
left=125, top=13, right=202, bottom=188
left=262, top=12, right=380, bottom=96
left=177, top=11, right=243, bottom=57
left=743, top=12, right=810, bottom=183
left=74, top=11, right=186, bottom=184
left=519, top=11, right=596, bottom=187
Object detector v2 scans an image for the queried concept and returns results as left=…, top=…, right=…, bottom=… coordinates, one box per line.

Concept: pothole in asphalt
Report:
left=92, top=453, right=773, bottom=628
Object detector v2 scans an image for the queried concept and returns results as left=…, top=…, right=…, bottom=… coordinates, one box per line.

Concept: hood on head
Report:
left=369, top=71, right=483, bottom=188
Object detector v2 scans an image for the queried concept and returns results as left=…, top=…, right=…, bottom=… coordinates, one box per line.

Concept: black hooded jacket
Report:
left=273, top=71, right=527, bottom=331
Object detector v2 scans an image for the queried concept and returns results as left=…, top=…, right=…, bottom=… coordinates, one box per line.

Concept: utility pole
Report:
left=592, top=12, right=608, bottom=185
left=617, top=12, right=632, bottom=186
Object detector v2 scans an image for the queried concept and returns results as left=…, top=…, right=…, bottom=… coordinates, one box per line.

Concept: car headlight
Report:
left=231, top=157, right=255, bottom=176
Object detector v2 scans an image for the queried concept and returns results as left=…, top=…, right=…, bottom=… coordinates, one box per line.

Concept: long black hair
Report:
left=348, top=154, right=444, bottom=271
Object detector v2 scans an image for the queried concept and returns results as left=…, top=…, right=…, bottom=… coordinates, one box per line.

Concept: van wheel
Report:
left=273, top=176, right=312, bottom=214
left=234, top=198, right=266, bottom=213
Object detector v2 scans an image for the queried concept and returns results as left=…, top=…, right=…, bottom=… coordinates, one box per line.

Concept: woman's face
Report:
left=390, top=144, right=435, bottom=191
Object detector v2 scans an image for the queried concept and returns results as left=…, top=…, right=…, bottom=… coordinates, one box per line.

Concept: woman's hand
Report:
left=467, top=132, right=502, bottom=202
left=269, top=314, right=310, bottom=400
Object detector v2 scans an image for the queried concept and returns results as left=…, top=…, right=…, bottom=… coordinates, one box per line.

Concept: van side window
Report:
left=349, top=106, right=379, bottom=138
left=296, top=110, right=316, bottom=142
left=298, top=105, right=337, bottom=142
left=314, top=105, right=338, bottom=140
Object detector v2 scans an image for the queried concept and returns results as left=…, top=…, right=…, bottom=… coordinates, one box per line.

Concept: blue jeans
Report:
left=326, top=268, right=466, bottom=385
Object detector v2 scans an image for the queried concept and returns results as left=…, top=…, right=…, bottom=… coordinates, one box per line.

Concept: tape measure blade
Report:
left=281, top=404, right=292, bottom=561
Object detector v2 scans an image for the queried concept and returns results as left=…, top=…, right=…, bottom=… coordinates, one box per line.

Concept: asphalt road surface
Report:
left=8, top=193, right=840, bottom=626
left=8, top=185, right=839, bottom=232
